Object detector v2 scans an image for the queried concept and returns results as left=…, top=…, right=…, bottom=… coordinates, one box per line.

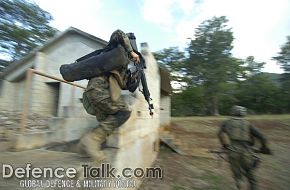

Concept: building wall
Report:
left=1, top=31, right=106, bottom=118
left=0, top=80, right=15, bottom=111
left=0, top=77, right=29, bottom=115
left=29, top=33, right=105, bottom=116
left=0, top=56, right=35, bottom=112
left=1, top=30, right=171, bottom=189
left=160, top=95, right=171, bottom=127
left=104, top=43, right=161, bottom=189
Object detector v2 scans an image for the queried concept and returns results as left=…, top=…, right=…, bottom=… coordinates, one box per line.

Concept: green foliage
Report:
left=153, top=47, right=185, bottom=72
left=244, top=56, right=265, bottom=76
left=273, top=36, right=290, bottom=112
left=273, top=36, right=290, bottom=73
left=171, top=71, right=288, bottom=116
left=278, top=74, right=290, bottom=112
left=153, top=47, right=187, bottom=87
left=171, top=86, right=206, bottom=116
left=185, top=16, right=236, bottom=115
left=0, top=0, right=58, bottom=62
left=157, top=17, right=290, bottom=116
left=0, top=59, right=10, bottom=75
left=236, top=74, right=282, bottom=114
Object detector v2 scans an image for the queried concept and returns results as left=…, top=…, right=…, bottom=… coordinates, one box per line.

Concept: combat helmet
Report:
left=231, top=105, right=247, bottom=117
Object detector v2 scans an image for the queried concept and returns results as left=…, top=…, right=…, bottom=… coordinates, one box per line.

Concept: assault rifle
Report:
left=75, top=32, right=154, bottom=116
left=127, top=33, right=154, bottom=116
left=209, top=149, right=228, bottom=162
left=209, top=148, right=261, bottom=168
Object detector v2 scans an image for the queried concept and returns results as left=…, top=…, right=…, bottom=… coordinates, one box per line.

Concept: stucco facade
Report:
left=0, top=27, right=171, bottom=189
left=1, top=28, right=107, bottom=117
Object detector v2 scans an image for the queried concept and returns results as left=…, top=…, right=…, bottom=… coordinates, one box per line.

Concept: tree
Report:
left=0, top=59, right=10, bottom=75
left=0, top=0, right=58, bottom=63
left=273, top=36, right=290, bottom=73
left=185, top=16, right=236, bottom=115
left=171, top=86, right=206, bottom=116
left=244, top=56, right=265, bottom=76
left=272, top=36, right=290, bottom=112
left=153, top=47, right=187, bottom=88
left=153, top=47, right=185, bottom=71
left=236, top=74, right=281, bottom=114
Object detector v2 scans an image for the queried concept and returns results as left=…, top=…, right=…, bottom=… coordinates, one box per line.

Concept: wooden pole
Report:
left=30, top=69, right=85, bottom=89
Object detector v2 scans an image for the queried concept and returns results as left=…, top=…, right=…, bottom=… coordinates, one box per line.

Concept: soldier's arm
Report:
left=250, top=125, right=272, bottom=154
left=217, top=123, right=230, bottom=148
left=111, top=29, right=140, bottom=63
left=250, top=125, right=267, bottom=147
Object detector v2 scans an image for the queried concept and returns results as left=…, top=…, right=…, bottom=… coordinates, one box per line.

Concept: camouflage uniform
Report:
left=78, top=30, right=133, bottom=162
left=218, top=106, right=271, bottom=190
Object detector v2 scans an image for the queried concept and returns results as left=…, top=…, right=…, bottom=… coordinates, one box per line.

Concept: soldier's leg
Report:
left=78, top=78, right=111, bottom=161
left=242, top=154, right=258, bottom=190
left=244, top=170, right=257, bottom=190
left=79, top=96, right=130, bottom=161
left=78, top=126, right=107, bottom=162
left=97, top=97, right=131, bottom=134
left=228, top=153, right=243, bottom=189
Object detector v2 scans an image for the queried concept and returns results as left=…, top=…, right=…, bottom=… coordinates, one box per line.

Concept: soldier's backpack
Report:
left=82, top=91, right=96, bottom=115
left=224, top=118, right=251, bottom=142
left=60, top=45, right=129, bottom=82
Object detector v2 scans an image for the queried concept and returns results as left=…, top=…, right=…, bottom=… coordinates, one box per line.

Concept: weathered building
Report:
left=0, top=27, right=171, bottom=189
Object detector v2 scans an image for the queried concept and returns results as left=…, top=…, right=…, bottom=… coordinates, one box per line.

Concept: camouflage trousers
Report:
left=227, top=150, right=259, bottom=190
left=79, top=76, right=131, bottom=161
left=85, top=76, right=130, bottom=131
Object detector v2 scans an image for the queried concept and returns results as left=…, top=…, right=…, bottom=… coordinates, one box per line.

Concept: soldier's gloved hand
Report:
left=260, top=146, right=272, bottom=155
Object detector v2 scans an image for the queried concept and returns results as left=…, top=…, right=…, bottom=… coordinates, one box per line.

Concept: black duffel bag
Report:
left=60, top=45, right=129, bottom=82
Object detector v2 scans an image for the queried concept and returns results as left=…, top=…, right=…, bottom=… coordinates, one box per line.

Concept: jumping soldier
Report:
left=218, top=105, right=272, bottom=190
left=78, top=29, right=140, bottom=162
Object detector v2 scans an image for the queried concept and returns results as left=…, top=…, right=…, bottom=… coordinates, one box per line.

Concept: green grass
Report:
left=172, top=114, right=290, bottom=121
left=172, top=184, right=186, bottom=190
left=200, top=172, right=225, bottom=190
left=172, top=116, right=227, bottom=121
left=246, top=114, right=290, bottom=120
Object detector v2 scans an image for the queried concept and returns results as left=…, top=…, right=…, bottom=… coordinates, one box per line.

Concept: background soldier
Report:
left=78, top=29, right=140, bottom=162
left=218, top=105, right=272, bottom=190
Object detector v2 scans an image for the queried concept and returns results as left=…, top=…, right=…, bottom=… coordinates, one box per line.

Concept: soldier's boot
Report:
left=246, top=170, right=258, bottom=190
left=78, top=127, right=107, bottom=163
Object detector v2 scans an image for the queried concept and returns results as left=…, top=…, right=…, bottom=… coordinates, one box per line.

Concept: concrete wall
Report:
left=1, top=32, right=106, bottom=117
left=29, top=34, right=105, bottom=117
left=0, top=80, right=15, bottom=111
left=11, top=117, right=97, bottom=150
left=0, top=56, right=35, bottom=112
left=0, top=77, right=27, bottom=112
left=160, top=95, right=171, bottom=127
left=102, top=43, right=161, bottom=189
left=1, top=30, right=171, bottom=189
left=49, top=34, right=105, bottom=117
left=8, top=44, right=166, bottom=185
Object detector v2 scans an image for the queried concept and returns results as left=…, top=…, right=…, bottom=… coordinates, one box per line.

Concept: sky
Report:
left=33, top=0, right=290, bottom=73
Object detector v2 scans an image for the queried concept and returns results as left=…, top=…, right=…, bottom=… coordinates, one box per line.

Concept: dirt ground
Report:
left=139, top=115, right=290, bottom=190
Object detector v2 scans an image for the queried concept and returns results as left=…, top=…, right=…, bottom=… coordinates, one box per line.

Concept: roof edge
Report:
left=1, top=27, right=108, bottom=78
